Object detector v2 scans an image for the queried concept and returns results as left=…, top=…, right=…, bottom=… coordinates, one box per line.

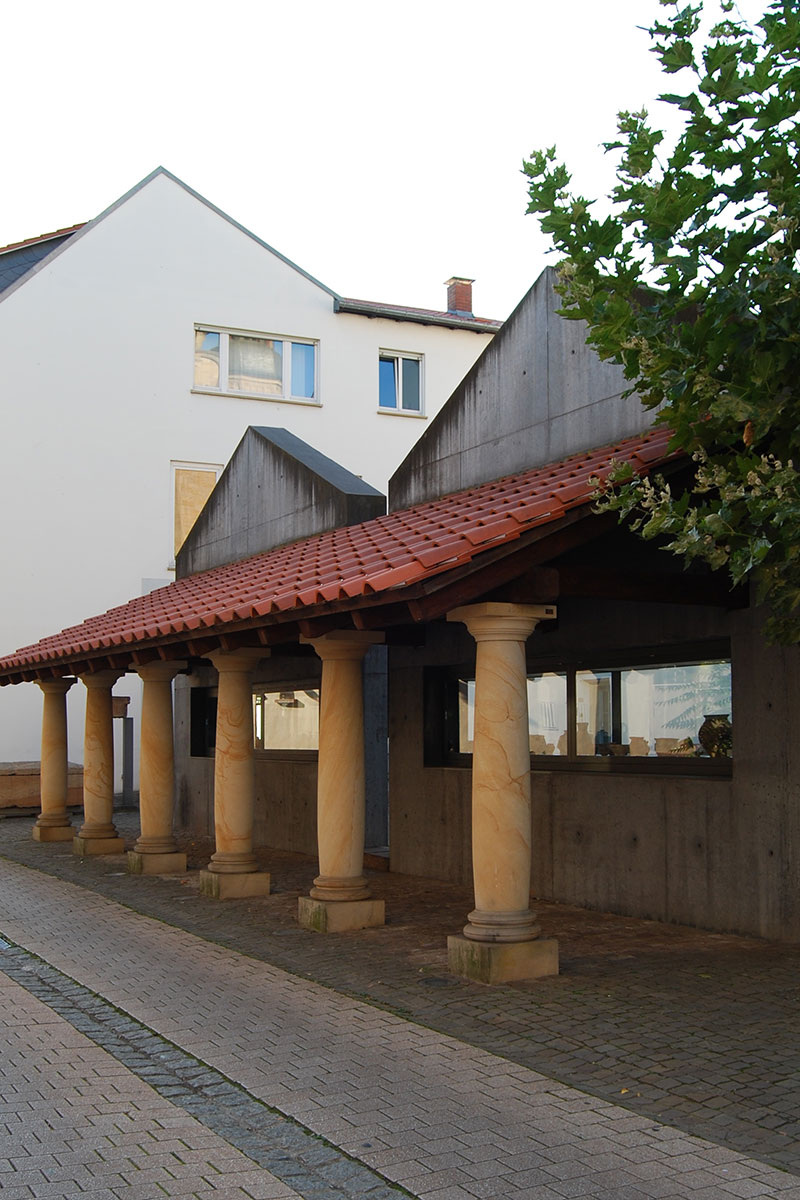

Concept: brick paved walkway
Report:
left=0, top=937, right=406, bottom=1200
left=2, top=814, right=800, bottom=1175
left=1, top=814, right=800, bottom=1198
left=0, top=958, right=301, bottom=1200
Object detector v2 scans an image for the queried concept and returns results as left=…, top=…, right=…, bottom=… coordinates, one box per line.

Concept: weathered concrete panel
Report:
left=547, top=780, right=669, bottom=921
left=174, top=674, right=215, bottom=839
left=363, top=645, right=389, bottom=848
left=726, top=607, right=800, bottom=940
left=253, top=759, right=317, bottom=857
left=388, top=661, right=472, bottom=885
left=390, top=269, right=655, bottom=511
left=177, top=426, right=385, bottom=577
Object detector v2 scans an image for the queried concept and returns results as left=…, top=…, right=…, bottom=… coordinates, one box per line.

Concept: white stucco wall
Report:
left=0, top=172, right=495, bottom=769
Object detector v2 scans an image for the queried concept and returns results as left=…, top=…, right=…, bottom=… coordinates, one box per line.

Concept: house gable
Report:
left=0, top=168, right=337, bottom=309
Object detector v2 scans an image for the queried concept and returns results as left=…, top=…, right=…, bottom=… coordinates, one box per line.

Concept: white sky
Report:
left=2, top=0, right=767, bottom=320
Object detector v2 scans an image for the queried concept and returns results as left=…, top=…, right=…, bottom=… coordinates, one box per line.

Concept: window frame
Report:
left=424, top=639, right=733, bottom=777
left=252, top=681, right=320, bottom=762
left=170, top=458, right=224, bottom=568
left=192, top=325, right=320, bottom=406
left=378, top=349, right=425, bottom=416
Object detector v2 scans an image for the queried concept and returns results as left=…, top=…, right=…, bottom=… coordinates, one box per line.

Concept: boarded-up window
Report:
left=174, top=466, right=219, bottom=554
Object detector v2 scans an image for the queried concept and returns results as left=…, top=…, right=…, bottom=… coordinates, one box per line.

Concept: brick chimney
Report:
left=445, top=276, right=474, bottom=316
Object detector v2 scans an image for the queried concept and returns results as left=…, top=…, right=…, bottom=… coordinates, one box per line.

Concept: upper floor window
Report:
left=194, top=327, right=317, bottom=402
left=379, top=351, right=423, bottom=414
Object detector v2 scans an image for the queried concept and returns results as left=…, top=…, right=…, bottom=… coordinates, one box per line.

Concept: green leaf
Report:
left=523, top=0, right=800, bottom=642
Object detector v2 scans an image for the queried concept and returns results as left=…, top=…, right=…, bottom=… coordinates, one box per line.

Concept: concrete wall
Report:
left=387, top=598, right=800, bottom=942
left=0, top=170, right=494, bottom=767
left=177, top=427, right=385, bottom=576
left=389, top=267, right=655, bottom=510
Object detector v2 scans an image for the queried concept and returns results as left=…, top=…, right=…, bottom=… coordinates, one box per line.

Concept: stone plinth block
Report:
left=32, top=824, right=73, bottom=843
left=298, top=896, right=385, bottom=933
left=0, top=761, right=83, bottom=810
left=447, top=935, right=559, bottom=984
left=127, top=851, right=187, bottom=876
left=73, top=836, right=125, bottom=857
left=199, top=869, right=270, bottom=900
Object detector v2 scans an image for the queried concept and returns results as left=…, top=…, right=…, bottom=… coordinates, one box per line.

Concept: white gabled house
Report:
left=0, top=167, right=499, bottom=776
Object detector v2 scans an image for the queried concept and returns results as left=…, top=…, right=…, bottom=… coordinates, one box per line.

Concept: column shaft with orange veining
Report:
left=134, top=662, right=185, bottom=856
left=34, top=678, right=74, bottom=840
left=78, top=671, right=121, bottom=839
left=311, top=636, right=377, bottom=900
left=74, top=671, right=125, bottom=855
left=448, top=604, right=549, bottom=944
left=206, top=649, right=263, bottom=873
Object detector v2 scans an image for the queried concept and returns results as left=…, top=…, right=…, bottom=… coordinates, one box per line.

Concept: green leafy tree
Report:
left=523, top=0, right=800, bottom=642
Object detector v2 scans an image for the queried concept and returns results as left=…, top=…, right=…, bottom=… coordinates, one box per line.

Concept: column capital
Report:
left=37, top=677, right=75, bottom=695
left=136, top=660, right=187, bottom=683
left=79, top=670, right=124, bottom=689
left=448, top=602, right=556, bottom=643
left=207, top=648, right=266, bottom=674
left=302, top=630, right=384, bottom=662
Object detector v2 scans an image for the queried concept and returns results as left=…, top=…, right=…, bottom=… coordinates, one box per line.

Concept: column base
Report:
left=132, top=837, right=180, bottom=856
left=33, top=824, right=73, bottom=842
left=205, top=852, right=260, bottom=874
left=447, top=935, right=559, bottom=984
left=298, top=896, right=385, bottom=933
left=310, top=874, right=372, bottom=902
left=462, top=907, right=541, bottom=943
left=199, top=869, right=271, bottom=899
left=127, top=850, right=187, bottom=875
left=73, top=835, right=125, bottom=856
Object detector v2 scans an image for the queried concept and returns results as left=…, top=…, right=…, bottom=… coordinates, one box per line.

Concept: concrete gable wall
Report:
left=177, top=427, right=386, bottom=576
left=389, top=267, right=655, bottom=510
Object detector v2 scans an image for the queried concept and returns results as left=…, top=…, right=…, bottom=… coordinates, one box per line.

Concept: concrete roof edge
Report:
left=250, top=427, right=386, bottom=499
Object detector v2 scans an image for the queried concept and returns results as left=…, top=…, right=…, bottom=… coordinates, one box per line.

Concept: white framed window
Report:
left=378, top=350, right=423, bottom=414
left=194, top=327, right=318, bottom=403
left=171, top=459, right=224, bottom=560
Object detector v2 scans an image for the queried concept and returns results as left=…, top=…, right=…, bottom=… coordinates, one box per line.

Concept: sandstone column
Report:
left=199, top=648, right=271, bottom=899
left=446, top=602, right=558, bottom=983
left=298, top=631, right=385, bottom=933
left=33, top=678, right=75, bottom=842
left=75, top=671, right=125, bottom=855
left=128, top=661, right=187, bottom=875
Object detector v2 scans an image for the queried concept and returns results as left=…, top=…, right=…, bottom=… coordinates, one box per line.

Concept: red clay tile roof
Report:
left=0, top=224, right=85, bottom=256
left=0, top=427, right=676, bottom=680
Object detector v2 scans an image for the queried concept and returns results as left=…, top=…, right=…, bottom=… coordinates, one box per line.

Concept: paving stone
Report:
left=2, top=818, right=800, bottom=1199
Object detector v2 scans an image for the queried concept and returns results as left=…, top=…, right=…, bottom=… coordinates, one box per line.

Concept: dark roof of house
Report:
left=0, top=225, right=85, bottom=295
left=334, top=296, right=502, bottom=333
left=0, top=427, right=675, bottom=683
